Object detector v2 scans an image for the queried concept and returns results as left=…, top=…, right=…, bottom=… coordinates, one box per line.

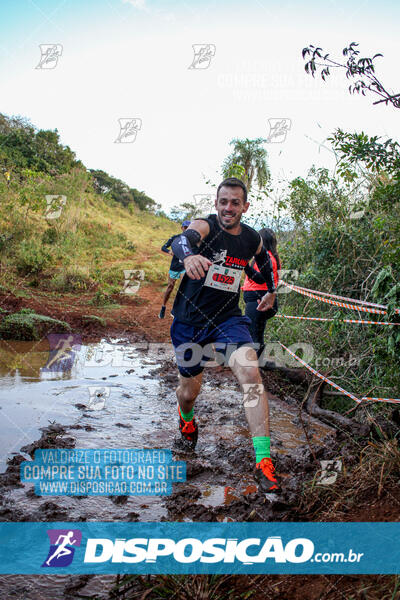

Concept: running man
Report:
left=46, top=531, right=77, bottom=566
left=169, top=177, right=280, bottom=492
left=159, top=220, right=191, bottom=319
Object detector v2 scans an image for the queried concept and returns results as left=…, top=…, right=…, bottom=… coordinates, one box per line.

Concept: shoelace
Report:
left=181, top=419, right=196, bottom=434
left=257, top=458, right=277, bottom=481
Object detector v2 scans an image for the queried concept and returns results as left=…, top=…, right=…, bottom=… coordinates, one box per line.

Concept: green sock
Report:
left=179, top=406, right=194, bottom=421
left=252, top=436, right=271, bottom=463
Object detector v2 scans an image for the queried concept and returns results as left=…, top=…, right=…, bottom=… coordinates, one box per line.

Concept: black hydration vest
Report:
left=172, top=214, right=260, bottom=327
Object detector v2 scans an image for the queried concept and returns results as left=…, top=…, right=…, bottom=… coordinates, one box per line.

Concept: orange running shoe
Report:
left=254, top=457, right=280, bottom=493
left=175, top=406, right=198, bottom=451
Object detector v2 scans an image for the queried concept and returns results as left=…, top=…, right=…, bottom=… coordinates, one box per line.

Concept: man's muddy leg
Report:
left=174, top=371, right=203, bottom=450
left=229, top=345, right=280, bottom=491
left=229, top=345, right=270, bottom=437
left=176, top=371, right=203, bottom=414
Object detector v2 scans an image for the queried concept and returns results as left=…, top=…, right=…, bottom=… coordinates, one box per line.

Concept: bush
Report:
left=0, top=310, right=71, bottom=340
left=15, top=240, right=53, bottom=276
left=89, top=290, right=118, bottom=307
left=48, top=265, right=94, bottom=292
left=82, top=314, right=107, bottom=327
left=0, top=233, right=13, bottom=252
left=268, top=137, right=400, bottom=406
left=41, top=227, right=58, bottom=244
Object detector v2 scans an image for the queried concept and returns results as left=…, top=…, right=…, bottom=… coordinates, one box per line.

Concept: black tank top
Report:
left=172, top=214, right=260, bottom=327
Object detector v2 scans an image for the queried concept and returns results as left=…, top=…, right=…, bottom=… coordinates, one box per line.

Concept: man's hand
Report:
left=257, top=292, right=276, bottom=311
left=184, top=255, right=212, bottom=279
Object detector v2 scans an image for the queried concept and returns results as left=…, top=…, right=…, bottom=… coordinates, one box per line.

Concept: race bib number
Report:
left=204, top=263, right=242, bottom=293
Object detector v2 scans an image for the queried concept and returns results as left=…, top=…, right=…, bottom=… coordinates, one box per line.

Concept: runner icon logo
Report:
left=266, top=118, right=291, bottom=143
left=41, top=334, right=82, bottom=374
left=192, top=194, right=214, bottom=217
left=115, top=118, right=142, bottom=144
left=318, top=460, right=342, bottom=486
left=45, top=194, right=67, bottom=220
left=87, top=386, right=110, bottom=410
left=42, top=529, right=82, bottom=568
left=36, top=44, right=63, bottom=69
left=211, top=249, right=227, bottom=265
left=123, top=269, right=145, bottom=294
left=243, top=383, right=264, bottom=408
left=188, top=44, right=216, bottom=70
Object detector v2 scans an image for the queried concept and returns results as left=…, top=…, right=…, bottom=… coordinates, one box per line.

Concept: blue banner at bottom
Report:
left=0, top=522, right=398, bottom=574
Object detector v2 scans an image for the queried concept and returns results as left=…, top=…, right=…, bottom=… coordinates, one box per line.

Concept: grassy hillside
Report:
left=0, top=114, right=179, bottom=301
left=0, top=176, right=178, bottom=293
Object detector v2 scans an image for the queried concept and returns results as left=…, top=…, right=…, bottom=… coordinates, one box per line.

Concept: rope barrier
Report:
left=276, top=314, right=400, bottom=326
left=278, top=342, right=362, bottom=404
left=361, top=397, right=400, bottom=404
left=278, top=342, right=400, bottom=405
left=280, top=281, right=400, bottom=315
left=274, top=282, right=399, bottom=405
left=281, top=282, right=388, bottom=315
left=280, top=281, right=387, bottom=308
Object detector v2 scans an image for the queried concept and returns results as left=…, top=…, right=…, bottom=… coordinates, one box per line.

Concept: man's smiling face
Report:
left=215, top=185, right=250, bottom=231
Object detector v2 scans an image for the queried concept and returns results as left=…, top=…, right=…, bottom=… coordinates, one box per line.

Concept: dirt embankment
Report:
left=0, top=281, right=171, bottom=344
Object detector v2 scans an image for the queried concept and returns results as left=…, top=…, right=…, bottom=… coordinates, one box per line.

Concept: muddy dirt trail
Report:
left=1, top=285, right=397, bottom=600
left=0, top=338, right=336, bottom=522
left=0, top=334, right=339, bottom=599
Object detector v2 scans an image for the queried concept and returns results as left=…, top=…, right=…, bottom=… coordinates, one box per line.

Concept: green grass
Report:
left=0, top=177, right=178, bottom=293
left=0, top=309, right=71, bottom=340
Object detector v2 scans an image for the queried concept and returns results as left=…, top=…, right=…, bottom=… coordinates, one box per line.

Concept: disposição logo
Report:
left=84, top=536, right=315, bottom=565
left=42, top=529, right=82, bottom=568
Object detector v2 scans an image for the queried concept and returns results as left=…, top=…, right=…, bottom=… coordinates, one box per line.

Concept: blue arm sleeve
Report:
left=171, top=229, right=202, bottom=261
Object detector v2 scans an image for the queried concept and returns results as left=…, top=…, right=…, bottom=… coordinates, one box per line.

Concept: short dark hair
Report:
left=216, top=177, right=248, bottom=203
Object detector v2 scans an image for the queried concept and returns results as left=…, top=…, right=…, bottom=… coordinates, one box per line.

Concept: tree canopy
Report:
left=0, top=113, right=80, bottom=175
left=222, top=138, right=270, bottom=192
left=0, top=113, right=159, bottom=213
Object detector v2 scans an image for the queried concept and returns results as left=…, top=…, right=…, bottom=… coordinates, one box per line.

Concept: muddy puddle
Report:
left=0, top=337, right=336, bottom=598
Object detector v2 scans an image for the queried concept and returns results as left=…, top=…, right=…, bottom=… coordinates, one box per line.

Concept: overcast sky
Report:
left=0, top=0, right=399, bottom=216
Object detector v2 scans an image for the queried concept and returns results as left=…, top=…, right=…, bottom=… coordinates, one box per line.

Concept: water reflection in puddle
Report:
left=0, top=338, right=333, bottom=521
left=0, top=339, right=167, bottom=471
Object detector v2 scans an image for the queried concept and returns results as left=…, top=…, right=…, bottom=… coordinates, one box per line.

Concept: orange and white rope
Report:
left=280, top=281, right=386, bottom=308
left=278, top=342, right=400, bottom=405
left=360, top=397, right=400, bottom=404
left=276, top=314, right=400, bottom=326
left=281, top=281, right=400, bottom=315
left=278, top=342, right=362, bottom=403
left=281, top=282, right=392, bottom=315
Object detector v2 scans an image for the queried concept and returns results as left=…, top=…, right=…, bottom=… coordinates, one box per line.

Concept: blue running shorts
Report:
left=170, top=315, right=255, bottom=377
left=169, top=269, right=185, bottom=280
